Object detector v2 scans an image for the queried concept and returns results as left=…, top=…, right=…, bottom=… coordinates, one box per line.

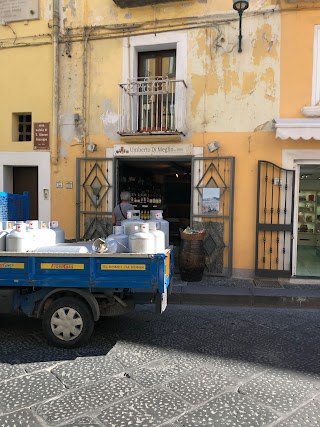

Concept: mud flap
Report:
left=155, top=285, right=168, bottom=314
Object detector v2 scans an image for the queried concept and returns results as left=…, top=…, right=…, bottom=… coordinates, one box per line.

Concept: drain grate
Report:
left=254, top=280, right=283, bottom=289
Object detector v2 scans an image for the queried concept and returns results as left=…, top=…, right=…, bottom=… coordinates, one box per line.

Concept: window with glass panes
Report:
left=18, top=114, right=32, bottom=141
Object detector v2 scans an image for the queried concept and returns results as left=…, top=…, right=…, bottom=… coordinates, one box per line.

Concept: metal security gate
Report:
left=191, top=157, right=235, bottom=276
left=255, top=161, right=295, bottom=277
left=76, top=158, right=114, bottom=241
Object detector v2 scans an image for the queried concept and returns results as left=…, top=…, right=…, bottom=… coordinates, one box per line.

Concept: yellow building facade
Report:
left=1, top=0, right=320, bottom=279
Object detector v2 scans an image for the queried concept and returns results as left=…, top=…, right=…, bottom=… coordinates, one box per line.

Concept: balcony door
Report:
left=138, top=50, right=176, bottom=132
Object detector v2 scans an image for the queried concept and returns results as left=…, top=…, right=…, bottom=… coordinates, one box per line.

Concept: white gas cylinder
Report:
left=26, top=220, right=41, bottom=250
left=56, top=241, right=95, bottom=253
left=50, top=221, right=65, bottom=243
left=148, top=221, right=165, bottom=253
left=107, top=225, right=129, bottom=253
left=33, top=245, right=89, bottom=254
left=38, top=221, right=56, bottom=246
left=148, top=210, right=169, bottom=248
left=121, top=210, right=145, bottom=236
left=6, top=222, right=33, bottom=252
left=129, top=223, right=155, bottom=254
left=0, top=222, right=7, bottom=251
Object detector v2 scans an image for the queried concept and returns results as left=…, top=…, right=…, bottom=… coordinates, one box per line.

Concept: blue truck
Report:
left=0, top=248, right=173, bottom=348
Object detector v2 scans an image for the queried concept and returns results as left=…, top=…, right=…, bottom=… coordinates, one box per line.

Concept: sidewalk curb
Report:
left=168, top=287, right=320, bottom=309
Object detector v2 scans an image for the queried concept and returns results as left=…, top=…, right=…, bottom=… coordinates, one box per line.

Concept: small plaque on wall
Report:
left=34, top=122, right=50, bottom=150
left=0, top=0, right=39, bottom=23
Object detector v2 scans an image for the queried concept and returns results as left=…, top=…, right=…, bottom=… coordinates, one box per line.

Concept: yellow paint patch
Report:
left=224, top=70, right=240, bottom=94
left=253, top=24, right=278, bottom=66
left=101, top=264, right=146, bottom=271
left=242, top=72, right=256, bottom=96
left=0, top=263, right=24, bottom=269
left=261, top=67, right=276, bottom=101
left=41, top=263, right=85, bottom=270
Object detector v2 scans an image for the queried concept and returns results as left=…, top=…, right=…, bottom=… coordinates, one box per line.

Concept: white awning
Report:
left=274, top=118, right=320, bottom=141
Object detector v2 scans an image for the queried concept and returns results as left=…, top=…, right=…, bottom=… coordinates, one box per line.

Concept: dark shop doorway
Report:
left=13, top=166, right=38, bottom=219
left=117, top=158, right=192, bottom=246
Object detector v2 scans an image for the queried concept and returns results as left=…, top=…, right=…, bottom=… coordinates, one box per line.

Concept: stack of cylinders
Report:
left=148, top=222, right=165, bottom=253
left=50, top=221, right=65, bottom=243
left=107, top=225, right=129, bottom=253
left=6, top=222, right=33, bottom=252
left=148, top=210, right=169, bottom=248
left=129, top=223, right=155, bottom=254
left=121, top=210, right=145, bottom=237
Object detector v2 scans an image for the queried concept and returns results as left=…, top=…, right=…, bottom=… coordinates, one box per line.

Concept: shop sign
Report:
left=33, top=122, right=50, bottom=150
left=114, top=143, right=193, bottom=157
left=0, top=0, right=39, bottom=23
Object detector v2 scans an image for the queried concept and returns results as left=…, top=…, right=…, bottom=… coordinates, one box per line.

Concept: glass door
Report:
left=138, top=50, right=176, bottom=131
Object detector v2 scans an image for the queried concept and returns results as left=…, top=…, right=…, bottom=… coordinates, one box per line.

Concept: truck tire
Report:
left=42, top=297, right=94, bottom=348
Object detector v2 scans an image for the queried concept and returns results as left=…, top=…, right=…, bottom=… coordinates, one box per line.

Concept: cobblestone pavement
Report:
left=1, top=305, right=320, bottom=426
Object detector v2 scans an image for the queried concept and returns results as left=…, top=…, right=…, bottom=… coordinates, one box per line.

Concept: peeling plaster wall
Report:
left=58, top=0, right=280, bottom=153
left=187, top=15, right=280, bottom=133
left=60, top=0, right=277, bottom=28
left=58, top=36, right=123, bottom=159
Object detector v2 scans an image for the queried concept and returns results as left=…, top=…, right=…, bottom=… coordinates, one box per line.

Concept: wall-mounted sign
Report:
left=0, top=0, right=39, bottom=23
left=34, top=122, right=50, bottom=150
left=114, top=143, right=193, bottom=157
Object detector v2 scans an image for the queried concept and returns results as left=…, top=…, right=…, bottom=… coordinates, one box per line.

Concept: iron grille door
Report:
left=191, top=156, right=235, bottom=276
left=76, top=158, right=114, bottom=241
left=255, top=161, right=295, bottom=277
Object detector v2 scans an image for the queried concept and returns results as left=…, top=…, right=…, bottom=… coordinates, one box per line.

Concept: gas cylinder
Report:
left=38, top=221, right=56, bottom=246
left=92, top=238, right=118, bottom=253
left=0, top=222, right=7, bottom=251
left=148, top=221, right=165, bottom=253
left=6, top=222, right=33, bottom=252
left=33, top=245, right=89, bottom=254
left=129, top=223, right=155, bottom=254
left=121, top=210, right=145, bottom=237
left=107, top=225, right=129, bottom=253
left=148, top=210, right=169, bottom=248
left=50, top=221, right=65, bottom=243
left=56, top=241, right=95, bottom=253
left=26, top=220, right=41, bottom=250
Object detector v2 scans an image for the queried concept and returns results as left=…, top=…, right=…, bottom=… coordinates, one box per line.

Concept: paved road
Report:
left=1, top=305, right=320, bottom=426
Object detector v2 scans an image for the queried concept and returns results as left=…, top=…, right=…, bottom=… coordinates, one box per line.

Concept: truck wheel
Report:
left=42, top=297, right=94, bottom=348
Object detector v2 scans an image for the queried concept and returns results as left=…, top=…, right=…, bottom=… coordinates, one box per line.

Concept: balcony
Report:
left=118, top=77, right=187, bottom=138
left=113, top=0, right=187, bottom=8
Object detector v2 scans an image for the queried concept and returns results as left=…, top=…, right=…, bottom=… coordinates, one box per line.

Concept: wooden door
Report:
left=13, top=167, right=38, bottom=219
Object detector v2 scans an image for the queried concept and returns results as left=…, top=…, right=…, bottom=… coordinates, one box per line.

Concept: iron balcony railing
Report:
left=118, top=77, right=187, bottom=135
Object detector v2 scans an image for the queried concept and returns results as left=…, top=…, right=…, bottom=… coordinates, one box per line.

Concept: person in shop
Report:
left=112, top=191, right=134, bottom=226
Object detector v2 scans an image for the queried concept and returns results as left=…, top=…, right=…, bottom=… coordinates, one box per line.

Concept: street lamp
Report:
left=233, top=0, right=249, bottom=53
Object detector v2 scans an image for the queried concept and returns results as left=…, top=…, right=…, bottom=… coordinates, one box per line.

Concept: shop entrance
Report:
left=117, top=158, right=192, bottom=246
left=296, top=165, right=320, bottom=277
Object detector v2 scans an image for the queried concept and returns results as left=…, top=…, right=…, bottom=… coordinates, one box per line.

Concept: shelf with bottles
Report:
left=298, top=190, right=320, bottom=235
left=129, top=190, right=163, bottom=205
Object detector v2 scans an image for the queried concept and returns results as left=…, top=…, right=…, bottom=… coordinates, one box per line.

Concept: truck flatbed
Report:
left=0, top=247, right=173, bottom=347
